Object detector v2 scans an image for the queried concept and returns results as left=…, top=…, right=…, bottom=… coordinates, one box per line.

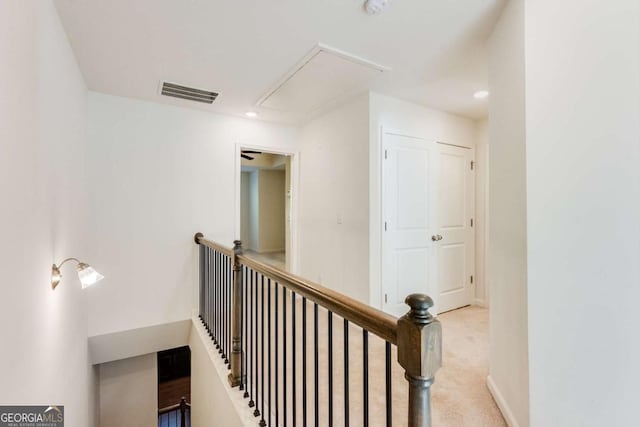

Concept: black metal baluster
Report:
left=343, top=319, right=349, bottom=427
left=243, top=267, right=249, bottom=398
left=205, top=248, right=209, bottom=331
left=385, top=341, right=392, bottom=427
left=292, top=291, right=297, bottom=427
left=275, top=283, right=279, bottom=427
left=313, top=303, right=319, bottom=427
left=302, top=297, right=307, bottom=427
left=228, top=255, right=232, bottom=365
left=210, top=250, right=214, bottom=341
left=223, top=253, right=228, bottom=363
left=283, top=286, right=288, bottom=427
left=203, top=247, right=208, bottom=329
left=260, top=274, right=266, bottom=427
left=248, top=268, right=254, bottom=408
left=240, top=265, right=246, bottom=392
left=225, top=256, right=228, bottom=362
left=218, top=251, right=221, bottom=351
left=214, top=251, right=218, bottom=348
left=254, top=270, right=260, bottom=417
left=363, top=330, right=369, bottom=427
left=218, top=251, right=221, bottom=350
left=211, top=249, right=215, bottom=335
left=228, top=255, right=232, bottom=366
left=328, top=311, right=333, bottom=427
left=268, top=278, right=272, bottom=426
left=223, top=254, right=227, bottom=360
left=199, top=244, right=204, bottom=320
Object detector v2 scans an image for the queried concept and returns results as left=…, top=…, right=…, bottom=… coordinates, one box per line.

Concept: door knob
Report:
left=431, top=234, right=443, bottom=241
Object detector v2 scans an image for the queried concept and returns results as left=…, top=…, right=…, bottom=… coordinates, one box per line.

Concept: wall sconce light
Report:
left=51, top=258, right=104, bottom=290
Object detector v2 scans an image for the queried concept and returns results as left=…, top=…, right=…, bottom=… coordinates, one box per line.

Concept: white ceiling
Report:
left=54, top=0, right=504, bottom=123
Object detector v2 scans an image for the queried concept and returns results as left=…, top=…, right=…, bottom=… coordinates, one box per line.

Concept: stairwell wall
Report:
left=0, top=1, right=96, bottom=425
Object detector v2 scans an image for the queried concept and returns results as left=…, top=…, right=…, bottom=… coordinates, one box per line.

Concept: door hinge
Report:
left=470, top=218, right=474, bottom=227
left=471, top=160, right=475, bottom=170
left=384, top=221, right=388, bottom=231
left=384, top=149, right=388, bottom=160
left=385, top=293, right=388, bottom=304
left=470, top=275, right=474, bottom=284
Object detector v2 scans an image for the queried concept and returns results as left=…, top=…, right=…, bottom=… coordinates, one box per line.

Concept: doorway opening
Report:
left=239, top=149, right=293, bottom=271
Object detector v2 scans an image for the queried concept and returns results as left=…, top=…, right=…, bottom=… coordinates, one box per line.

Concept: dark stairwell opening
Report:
left=158, top=346, right=191, bottom=427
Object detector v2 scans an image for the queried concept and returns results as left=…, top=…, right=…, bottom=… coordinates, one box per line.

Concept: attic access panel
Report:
left=258, top=44, right=390, bottom=114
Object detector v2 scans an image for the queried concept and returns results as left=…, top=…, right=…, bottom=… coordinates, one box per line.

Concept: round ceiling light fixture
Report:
left=364, top=0, right=389, bottom=15
left=473, top=90, right=490, bottom=99
left=245, top=111, right=258, bottom=118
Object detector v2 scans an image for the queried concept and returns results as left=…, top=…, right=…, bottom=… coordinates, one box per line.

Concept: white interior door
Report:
left=436, top=143, right=475, bottom=313
left=382, top=132, right=438, bottom=316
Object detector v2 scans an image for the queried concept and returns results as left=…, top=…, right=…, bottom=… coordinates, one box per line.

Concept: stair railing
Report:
left=158, top=396, right=190, bottom=427
left=194, top=233, right=441, bottom=427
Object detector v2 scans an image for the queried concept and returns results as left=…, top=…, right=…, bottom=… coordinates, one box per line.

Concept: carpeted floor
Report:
left=431, top=306, right=506, bottom=427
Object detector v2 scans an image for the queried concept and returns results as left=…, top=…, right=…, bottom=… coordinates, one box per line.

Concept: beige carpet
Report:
left=431, top=306, right=506, bottom=427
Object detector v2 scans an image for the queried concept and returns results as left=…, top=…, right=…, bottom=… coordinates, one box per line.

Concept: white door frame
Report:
left=234, top=143, right=300, bottom=274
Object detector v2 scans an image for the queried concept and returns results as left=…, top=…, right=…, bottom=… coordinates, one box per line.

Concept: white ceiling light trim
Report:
left=473, top=90, right=489, bottom=99
left=364, top=0, right=389, bottom=15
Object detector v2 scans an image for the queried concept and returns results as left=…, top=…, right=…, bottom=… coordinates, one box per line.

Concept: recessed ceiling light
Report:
left=474, top=90, right=489, bottom=99
left=245, top=111, right=258, bottom=117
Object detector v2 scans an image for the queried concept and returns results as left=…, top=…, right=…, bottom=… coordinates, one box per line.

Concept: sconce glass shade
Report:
left=77, top=263, right=104, bottom=289
left=51, top=258, right=104, bottom=290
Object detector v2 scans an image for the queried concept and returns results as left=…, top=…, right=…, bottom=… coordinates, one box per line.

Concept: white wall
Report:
left=99, top=354, right=157, bottom=427
left=240, top=172, right=251, bottom=248
left=369, top=92, right=477, bottom=308
left=86, top=93, right=299, bottom=337
left=525, top=0, right=640, bottom=425
left=487, top=2, right=529, bottom=426
left=248, top=171, right=260, bottom=251
left=189, top=320, right=245, bottom=427
left=298, top=95, right=371, bottom=302
left=0, top=1, right=96, bottom=425
left=475, top=119, right=489, bottom=306
left=257, top=170, right=286, bottom=253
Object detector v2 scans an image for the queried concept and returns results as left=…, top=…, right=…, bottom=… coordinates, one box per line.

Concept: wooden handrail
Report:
left=158, top=399, right=190, bottom=415
left=195, top=232, right=397, bottom=343
left=194, top=233, right=234, bottom=257
left=238, top=253, right=399, bottom=345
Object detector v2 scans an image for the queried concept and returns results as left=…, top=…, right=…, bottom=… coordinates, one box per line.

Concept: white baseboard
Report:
left=487, top=375, right=521, bottom=427
left=474, top=298, right=488, bottom=307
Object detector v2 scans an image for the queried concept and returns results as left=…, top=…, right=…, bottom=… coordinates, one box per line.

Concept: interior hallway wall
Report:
left=525, top=0, right=640, bottom=425
left=0, top=1, right=96, bottom=425
left=240, top=172, right=251, bottom=248
left=487, top=1, right=529, bottom=426
left=87, top=93, right=298, bottom=337
left=99, top=354, right=157, bottom=427
left=475, top=119, right=489, bottom=306
left=298, top=95, right=371, bottom=302
left=257, top=170, right=286, bottom=253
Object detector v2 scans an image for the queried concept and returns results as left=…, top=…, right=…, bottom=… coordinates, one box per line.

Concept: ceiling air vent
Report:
left=161, top=82, right=218, bottom=104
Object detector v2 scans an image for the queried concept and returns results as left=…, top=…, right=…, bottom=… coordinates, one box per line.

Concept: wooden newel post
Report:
left=228, top=239, right=243, bottom=387
left=397, top=294, right=442, bottom=427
